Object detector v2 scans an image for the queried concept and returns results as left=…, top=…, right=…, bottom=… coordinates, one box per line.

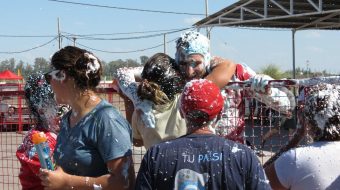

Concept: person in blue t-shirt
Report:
left=39, top=46, right=135, bottom=190
left=135, top=79, right=271, bottom=190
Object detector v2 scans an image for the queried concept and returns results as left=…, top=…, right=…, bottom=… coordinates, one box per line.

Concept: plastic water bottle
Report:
left=32, top=132, right=54, bottom=170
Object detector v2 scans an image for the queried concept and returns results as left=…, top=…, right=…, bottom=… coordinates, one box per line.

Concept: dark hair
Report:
left=138, top=53, right=184, bottom=104
left=304, top=83, right=340, bottom=141
left=51, top=46, right=102, bottom=90
left=24, top=72, right=57, bottom=129
left=8, top=106, right=16, bottom=111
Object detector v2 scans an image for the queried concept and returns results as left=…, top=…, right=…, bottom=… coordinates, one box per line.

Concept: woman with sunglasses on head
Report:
left=39, top=46, right=135, bottom=190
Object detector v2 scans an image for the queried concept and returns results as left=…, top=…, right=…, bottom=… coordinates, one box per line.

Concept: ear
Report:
left=58, top=70, right=67, bottom=83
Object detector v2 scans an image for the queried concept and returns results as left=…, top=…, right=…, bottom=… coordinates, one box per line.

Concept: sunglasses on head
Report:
left=44, top=69, right=63, bottom=84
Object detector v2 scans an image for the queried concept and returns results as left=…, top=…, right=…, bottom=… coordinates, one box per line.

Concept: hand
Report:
left=112, top=79, right=120, bottom=92
left=39, top=167, right=69, bottom=190
left=250, top=74, right=272, bottom=94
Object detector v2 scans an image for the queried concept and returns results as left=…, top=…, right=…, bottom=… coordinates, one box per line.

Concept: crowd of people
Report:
left=14, top=31, right=339, bottom=190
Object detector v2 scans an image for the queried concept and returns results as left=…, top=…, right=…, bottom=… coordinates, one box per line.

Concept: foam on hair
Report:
left=51, top=46, right=102, bottom=90
left=175, top=31, right=211, bottom=68
left=304, top=83, right=340, bottom=140
left=139, top=53, right=183, bottom=102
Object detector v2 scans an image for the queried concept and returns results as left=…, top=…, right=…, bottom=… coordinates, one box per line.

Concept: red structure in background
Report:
left=0, top=70, right=25, bottom=133
left=0, top=70, right=26, bottom=190
left=0, top=70, right=23, bottom=80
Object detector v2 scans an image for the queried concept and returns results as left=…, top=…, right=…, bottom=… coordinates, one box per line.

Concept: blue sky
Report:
left=1, top=0, right=339, bottom=74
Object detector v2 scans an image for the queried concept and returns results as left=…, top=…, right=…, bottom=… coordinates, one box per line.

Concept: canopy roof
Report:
left=195, top=0, right=340, bottom=30
left=0, top=70, right=23, bottom=80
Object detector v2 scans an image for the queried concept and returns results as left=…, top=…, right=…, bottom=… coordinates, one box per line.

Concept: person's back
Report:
left=265, top=83, right=340, bottom=190
left=132, top=93, right=186, bottom=149
left=274, top=141, right=340, bottom=190
left=136, top=79, right=270, bottom=190
left=116, top=53, right=187, bottom=149
left=137, top=134, right=269, bottom=189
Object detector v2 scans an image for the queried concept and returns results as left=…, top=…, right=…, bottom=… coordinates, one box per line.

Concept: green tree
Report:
left=125, top=59, right=139, bottom=67
left=139, top=55, right=149, bottom=65
left=102, top=59, right=141, bottom=80
left=0, top=58, right=16, bottom=71
left=33, top=57, right=49, bottom=73
left=23, top=63, right=34, bottom=78
left=260, top=64, right=283, bottom=79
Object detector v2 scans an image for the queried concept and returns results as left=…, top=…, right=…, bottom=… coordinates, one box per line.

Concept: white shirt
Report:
left=132, top=94, right=187, bottom=149
left=275, top=141, right=340, bottom=190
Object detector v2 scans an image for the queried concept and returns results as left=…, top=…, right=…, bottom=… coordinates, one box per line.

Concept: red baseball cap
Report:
left=180, top=79, right=224, bottom=123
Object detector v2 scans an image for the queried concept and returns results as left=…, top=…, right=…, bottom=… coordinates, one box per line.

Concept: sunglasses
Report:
left=44, top=69, right=63, bottom=84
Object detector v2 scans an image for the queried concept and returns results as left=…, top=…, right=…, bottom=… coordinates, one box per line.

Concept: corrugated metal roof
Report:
left=195, top=0, right=340, bottom=30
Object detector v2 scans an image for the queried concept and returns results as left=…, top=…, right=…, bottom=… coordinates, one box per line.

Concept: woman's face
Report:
left=8, top=107, right=15, bottom=115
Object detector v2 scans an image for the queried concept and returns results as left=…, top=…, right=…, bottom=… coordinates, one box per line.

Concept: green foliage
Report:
left=0, top=57, right=143, bottom=81
left=101, top=58, right=141, bottom=80
left=260, top=64, right=284, bottom=79
left=140, top=55, right=149, bottom=65
left=33, top=57, right=49, bottom=73
left=1, top=57, right=334, bottom=81
left=0, top=58, right=16, bottom=71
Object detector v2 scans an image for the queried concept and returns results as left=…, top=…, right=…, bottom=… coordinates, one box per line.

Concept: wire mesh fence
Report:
left=0, top=79, right=322, bottom=189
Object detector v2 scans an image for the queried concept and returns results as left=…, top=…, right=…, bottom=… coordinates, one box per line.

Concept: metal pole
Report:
left=306, top=60, right=310, bottom=78
left=205, top=0, right=210, bottom=39
left=73, top=37, right=76, bottom=46
left=163, top=34, right=167, bottom=54
left=292, top=29, right=296, bottom=79
left=58, top=18, right=61, bottom=49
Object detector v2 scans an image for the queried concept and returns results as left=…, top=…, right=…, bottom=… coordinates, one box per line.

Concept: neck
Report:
left=69, top=90, right=101, bottom=120
left=189, top=126, right=214, bottom=135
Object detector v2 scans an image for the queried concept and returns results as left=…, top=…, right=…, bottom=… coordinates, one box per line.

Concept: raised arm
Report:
left=116, top=67, right=144, bottom=107
left=116, top=67, right=156, bottom=129
left=263, top=116, right=307, bottom=168
left=264, top=163, right=289, bottom=190
left=205, top=57, right=236, bottom=88
left=249, top=74, right=296, bottom=115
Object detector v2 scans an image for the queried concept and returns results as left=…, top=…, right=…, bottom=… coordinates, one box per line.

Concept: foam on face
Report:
left=176, top=31, right=211, bottom=68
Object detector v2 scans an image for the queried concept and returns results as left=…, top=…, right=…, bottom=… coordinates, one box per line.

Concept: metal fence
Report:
left=0, top=81, right=307, bottom=189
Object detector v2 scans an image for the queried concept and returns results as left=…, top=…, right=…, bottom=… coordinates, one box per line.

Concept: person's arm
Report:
left=248, top=74, right=296, bottom=116
left=116, top=67, right=156, bottom=128
left=264, top=163, right=289, bottom=190
left=132, top=109, right=144, bottom=147
left=265, top=148, right=297, bottom=190
left=116, top=67, right=144, bottom=107
left=133, top=138, right=144, bottom=147
left=263, top=120, right=306, bottom=168
left=205, top=57, right=236, bottom=88
left=40, top=156, right=135, bottom=190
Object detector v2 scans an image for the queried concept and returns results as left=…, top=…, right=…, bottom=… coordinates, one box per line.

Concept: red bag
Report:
left=16, top=129, right=57, bottom=190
